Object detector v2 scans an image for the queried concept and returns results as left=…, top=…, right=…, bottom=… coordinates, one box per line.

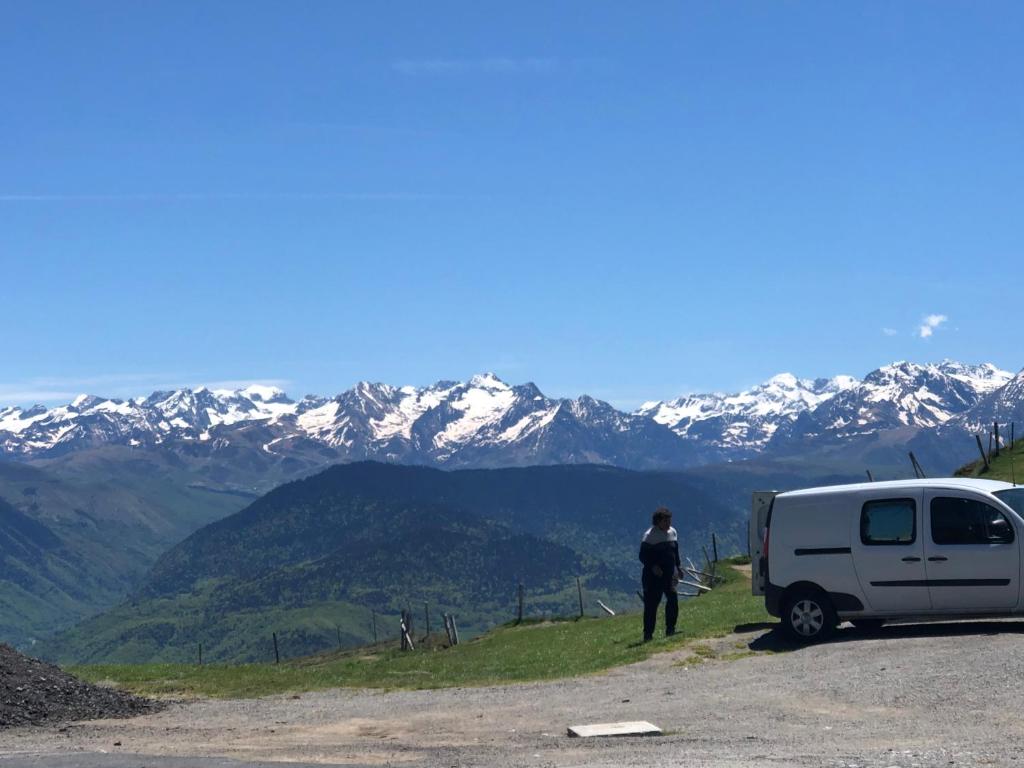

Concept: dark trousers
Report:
left=642, top=575, right=678, bottom=639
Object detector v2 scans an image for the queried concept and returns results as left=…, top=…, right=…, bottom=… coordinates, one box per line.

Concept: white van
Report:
left=749, top=478, right=1024, bottom=642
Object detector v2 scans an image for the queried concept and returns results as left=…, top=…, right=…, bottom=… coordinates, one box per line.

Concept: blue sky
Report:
left=2, top=2, right=1022, bottom=409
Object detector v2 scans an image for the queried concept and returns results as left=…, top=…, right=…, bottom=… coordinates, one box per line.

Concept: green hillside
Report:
left=74, top=559, right=770, bottom=697
left=955, top=439, right=1024, bottom=483
left=1, top=451, right=754, bottom=655
left=41, top=463, right=657, bottom=664
left=0, top=454, right=250, bottom=647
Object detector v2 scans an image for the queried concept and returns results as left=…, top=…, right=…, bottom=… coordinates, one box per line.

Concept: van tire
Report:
left=781, top=588, right=837, bottom=643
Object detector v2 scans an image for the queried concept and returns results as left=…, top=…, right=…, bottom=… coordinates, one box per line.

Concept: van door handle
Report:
left=928, top=556, right=948, bottom=562
left=901, top=556, right=922, bottom=562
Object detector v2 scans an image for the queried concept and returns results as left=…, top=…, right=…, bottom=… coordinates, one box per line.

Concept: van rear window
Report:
left=861, top=498, right=916, bottom=545
left=994, top=489, right=1024, bottom=518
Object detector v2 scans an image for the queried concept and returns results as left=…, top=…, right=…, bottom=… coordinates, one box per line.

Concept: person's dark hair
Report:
left=652, top=507, right=672, bottom=525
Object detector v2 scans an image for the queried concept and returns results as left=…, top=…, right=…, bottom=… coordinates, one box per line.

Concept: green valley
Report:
left=40, top=462, right=747, bottom=664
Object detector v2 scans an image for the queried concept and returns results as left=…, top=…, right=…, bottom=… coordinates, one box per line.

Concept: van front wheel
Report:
left=781, top=589, right=837, bottom=643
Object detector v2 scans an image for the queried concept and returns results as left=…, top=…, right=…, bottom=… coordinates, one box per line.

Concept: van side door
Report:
left=922, top=490, right=1020, bottom=611
left=852, top=494, right=931, bottom=612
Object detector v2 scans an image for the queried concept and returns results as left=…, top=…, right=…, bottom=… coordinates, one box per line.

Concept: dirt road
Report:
left=4, top=620, right=1024, bottom=767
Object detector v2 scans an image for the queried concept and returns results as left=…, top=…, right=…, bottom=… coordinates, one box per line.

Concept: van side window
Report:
left=930, top=497, right=1015, bottom=545
left=861, top=498, right=916, bottom=545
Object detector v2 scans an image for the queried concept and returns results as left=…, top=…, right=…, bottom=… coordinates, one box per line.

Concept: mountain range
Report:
left=3, top=358, right=1021, bottom=655
left=1, top=361, right=1017, bottom=473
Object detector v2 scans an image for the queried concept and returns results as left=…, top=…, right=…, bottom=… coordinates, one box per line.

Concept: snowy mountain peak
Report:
left=772, top=360, right=1016, bottom=443
left=238, top=384, right=291, bottom=404
left=765, top=373, right=800, bottom=387
left=636, top=370, right=857, bottom=452
left=818, top=375, right=859, bottom=394
left=70, top=394, right=101, bottom=409
left=468, top=372, right=510, bottom=391
left=0, top=362, right=1018, bottom=468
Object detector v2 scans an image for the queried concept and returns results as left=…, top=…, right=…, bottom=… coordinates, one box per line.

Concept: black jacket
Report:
left=639, top=525, right=680, bottom=583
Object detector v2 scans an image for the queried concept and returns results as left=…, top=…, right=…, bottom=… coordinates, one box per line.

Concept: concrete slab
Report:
left=566, top=721, right=663, bottom=738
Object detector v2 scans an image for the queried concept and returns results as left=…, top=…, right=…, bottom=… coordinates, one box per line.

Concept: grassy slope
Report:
left=954, top=439, right=1024, bottom=482
left=73, top=559, right=771, bottom=698
left=45, top=462, right=736, bottom=665
left=0, top=454, right=250, bottom=647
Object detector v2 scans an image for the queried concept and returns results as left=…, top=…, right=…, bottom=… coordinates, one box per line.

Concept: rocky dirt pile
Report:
left=0, top=644, right=162, bottom=728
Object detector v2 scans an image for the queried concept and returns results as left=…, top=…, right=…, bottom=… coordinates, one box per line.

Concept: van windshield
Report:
left=994, top=489, right=1024, bottom=517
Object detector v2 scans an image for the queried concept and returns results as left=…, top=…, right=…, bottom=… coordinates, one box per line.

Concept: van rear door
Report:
left=750, top=491, right=777, bottom=595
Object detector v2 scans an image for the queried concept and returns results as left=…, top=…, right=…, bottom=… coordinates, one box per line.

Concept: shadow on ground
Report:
left=748, top=619, right=1024, bottom=653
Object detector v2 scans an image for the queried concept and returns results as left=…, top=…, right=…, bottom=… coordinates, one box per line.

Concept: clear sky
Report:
left=2, top=2, right=1022, bottom=409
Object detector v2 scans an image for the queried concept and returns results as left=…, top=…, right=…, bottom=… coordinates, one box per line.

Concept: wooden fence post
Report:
left=576, top=576, right=584, bottom=618
left=423, top=601, right=430, bottom=641
left=273, top=632, right=280, bottom=664
left=516, top=583, right=524, bottom=624
left=198, top=643, right=202, bottom=666
left=336, top=625, right=342, bottom=649
left=995, top=422, right=1001, bottom=457
left=909, top=452, right=926, bottom=479
left=371, top=611, right=377, bottom=644
left=977, top=434, right=991, bottom=471
left=711, top=533, right=719, bottom=563
left=399, top=611, right=415, bottom=651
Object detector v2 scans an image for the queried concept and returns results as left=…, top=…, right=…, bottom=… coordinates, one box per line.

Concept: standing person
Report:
left=639, top=507, right=682, bottom=642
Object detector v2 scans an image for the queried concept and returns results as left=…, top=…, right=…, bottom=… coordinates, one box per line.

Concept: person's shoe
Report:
left=665, top=630, right=676, bottom=637
left=642, top=635, right=653, bottom=643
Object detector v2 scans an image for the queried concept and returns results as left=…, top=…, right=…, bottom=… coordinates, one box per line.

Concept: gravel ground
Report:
left=3, top=620, right=1024, bottom=768
left=0, top=644, right=160, bottom=729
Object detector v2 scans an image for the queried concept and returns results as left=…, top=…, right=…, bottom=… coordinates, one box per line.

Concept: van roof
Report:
left=778, top=477, right=1018, bottom=498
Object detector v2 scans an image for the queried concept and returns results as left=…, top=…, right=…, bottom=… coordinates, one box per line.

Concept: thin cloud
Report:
left=202, top=378, right=291, bottom=393
left=918, top=314, right=948, bottom=339
left=281, top=121, right=458, bottom=139
left=392, top=57, right=559, bottom=75
left=0, top=192, right=455, bottom=203
left=882, top=328, right=898, bottom=337
left=0, top=373, right=178, bottom=404
left=0, top=374, right=291, bottom=407
left=0, top=390, right=79, bottom=405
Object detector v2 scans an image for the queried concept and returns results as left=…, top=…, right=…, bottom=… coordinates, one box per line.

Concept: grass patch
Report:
left=72, top=559, right=772, bottom=698
left=689, top=643, right=717, bottom=659
left=955, top=440, right=1024, bottom=482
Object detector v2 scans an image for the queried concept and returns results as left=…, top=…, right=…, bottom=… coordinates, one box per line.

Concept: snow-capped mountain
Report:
left=0, top=374, right=696, bottom=469
left=0, top=361, right=1018, bottom=471
left=0, top=384, right=301, bottom=456
left=953, top=368, right=1024, bottom=434
left=636, top=373, right=858, bottom=454
left=770, top=361, right=1013, bottom=446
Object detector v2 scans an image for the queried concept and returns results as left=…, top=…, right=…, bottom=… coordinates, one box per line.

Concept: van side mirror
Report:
left=988, top=518, right=1014, bottom=544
